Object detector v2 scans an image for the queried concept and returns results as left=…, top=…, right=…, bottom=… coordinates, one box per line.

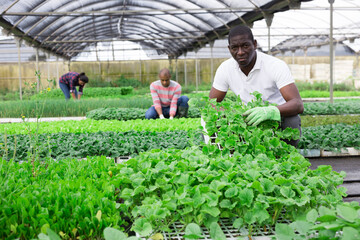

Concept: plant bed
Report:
left=136, top=217, right=292, bottom=240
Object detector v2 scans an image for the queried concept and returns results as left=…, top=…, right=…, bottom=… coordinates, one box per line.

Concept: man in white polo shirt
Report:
left=209, top=25, right=304, bottom=146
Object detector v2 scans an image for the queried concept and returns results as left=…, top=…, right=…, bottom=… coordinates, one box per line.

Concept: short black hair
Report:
left=228, top=25, right=254, bottom=44
left=79, top=72, right=89, bottom=83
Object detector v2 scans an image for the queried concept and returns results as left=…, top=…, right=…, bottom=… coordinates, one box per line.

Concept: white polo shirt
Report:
left=212, top=51, right=294, bottom=105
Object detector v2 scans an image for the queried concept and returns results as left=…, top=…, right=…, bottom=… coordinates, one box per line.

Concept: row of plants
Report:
left=1, top=119, right=360, bottom=156
left=31, top=87, right=134, bottom=100
left=298, top=123, right=360, bottom=151
left=86, top=107, right=202, bottom=120
left=0, top=98, right=153, bottom=118
left=295, top=81, right=358, bottom=92
left=84, top=101, right=360, bottom=121
left=303, top=100, right=360, bottom=115
left=0, top=130, right=203, bottom=162
left=300, top=115, right=360, bottom=127
left=300, top=90, right=360, bottom=98
left=0, top=118, right=201, bottom=135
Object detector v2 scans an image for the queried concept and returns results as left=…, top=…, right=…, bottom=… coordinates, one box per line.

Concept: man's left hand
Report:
left=242, top=106, right=280, bottom=126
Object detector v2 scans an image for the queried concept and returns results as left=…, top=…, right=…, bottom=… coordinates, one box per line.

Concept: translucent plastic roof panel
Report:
left=0, top=0, right=308, bottom=59
left=251, top=0, right=360, bottom=53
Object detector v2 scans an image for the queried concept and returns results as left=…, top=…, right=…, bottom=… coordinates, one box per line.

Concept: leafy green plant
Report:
left=275, top=201, right=360, bottom=240
left=0, top=156, right=125, bottom=239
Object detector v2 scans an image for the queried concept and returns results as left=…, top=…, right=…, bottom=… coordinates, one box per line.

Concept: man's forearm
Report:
left=155, top=107, right=163, bottom=116
left=71, top=92, right=77, bottom=99
left=277, top=98, right=304, bottom=117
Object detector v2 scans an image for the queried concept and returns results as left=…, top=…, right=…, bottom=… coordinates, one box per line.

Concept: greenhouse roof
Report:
left=0, top=0, right=312, bottom=60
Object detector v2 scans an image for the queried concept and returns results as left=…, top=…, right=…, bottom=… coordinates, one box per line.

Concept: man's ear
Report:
left=254, top=40, right=257, bottom=49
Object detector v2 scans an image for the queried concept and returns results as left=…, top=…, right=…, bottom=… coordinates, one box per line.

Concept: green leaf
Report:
left=239, top=188, right=254, bottom=208
left=342, top=227, right=360, bottom=240
left=232, top=218, right=244, bottom=229
left=209, top=222, right=226, bottom=240
left=38, top=233, right=50, bottom=240
left=245, top=169, right=260, bottom=181
left=41, top=224, right=50, bottom=234
left=289, top=221, right=313, bottom=235
left=318, top=206, right=336, bottom=217
left=306, top=209, right=318, bottom=224
left=46, top=228, right=62, bottom=240
left=275, top=223, right=295, bottom=240
left=184, top=223, right=203, bottom=239
left=260, top=178, right=275, bottom=193
left=132, top=218, right=153, bottom=237
left=201, top=205, right=220, bottom=217
left=103, top=227, right=128, bottom=240
left=224, top=187, right=238, bottom=198
left=337, top=204, right=358, bottom=223
left=251, top=181, right=263, bottom=193
left=253, top=202, right=270, bottom=224
left=280, top=186, right=295, bottom=198
left=316, top=215, right=337, bottom=222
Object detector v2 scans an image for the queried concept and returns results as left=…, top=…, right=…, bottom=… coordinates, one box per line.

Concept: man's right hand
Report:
left=159, top=114, right=165, bottom=119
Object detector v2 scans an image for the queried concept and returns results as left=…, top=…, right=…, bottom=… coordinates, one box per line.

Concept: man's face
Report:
left=159, top=74, right=171, bottom=87
left=228, top=34, right=257, bottom=68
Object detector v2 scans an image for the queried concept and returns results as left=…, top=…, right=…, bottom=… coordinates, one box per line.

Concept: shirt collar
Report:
left=231, top=50, right=262, bottom=72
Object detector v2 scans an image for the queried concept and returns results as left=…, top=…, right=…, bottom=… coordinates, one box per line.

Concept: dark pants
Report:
left=59, top=81, right=78, bottom=100
left=280, top=115, right=302, bottom=147
left=145, top=96, right=189, bottom=119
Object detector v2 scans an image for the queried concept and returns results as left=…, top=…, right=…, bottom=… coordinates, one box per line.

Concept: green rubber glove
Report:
left=243, top=106, right=281, bottom=126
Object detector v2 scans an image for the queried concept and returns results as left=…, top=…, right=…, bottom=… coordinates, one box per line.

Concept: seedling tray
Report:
left=138, top=216, right=292, bottom=240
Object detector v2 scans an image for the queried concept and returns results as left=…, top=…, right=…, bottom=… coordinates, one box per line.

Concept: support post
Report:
left=265, top=13, right=274, bottom=54
left=56, top=56, right=59, bottom=88
left=184, top=53, right=187, bottom=87
left=210, top=41, right=214, bottom=83
left=329, top=0, right=335, bottom=104
left=195, top=52, right=199, bottom=93
left=16, top=39, right=22, bottom=100
left=35, top=48, right=40, bottom=92
left=47, top=53, right=50, bottom=83
left=139, top=60, right=142, bottom=82
left=112, top=41, right=115, bottom=61
left=303, top=48, right=307, bottom=81
left=175, top=58, right=178, bottom=81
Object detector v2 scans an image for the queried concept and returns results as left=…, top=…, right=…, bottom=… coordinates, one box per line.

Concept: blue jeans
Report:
left=145, top=95, right=189, bottom=119
left=59, top=81, right=78, bottom=100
